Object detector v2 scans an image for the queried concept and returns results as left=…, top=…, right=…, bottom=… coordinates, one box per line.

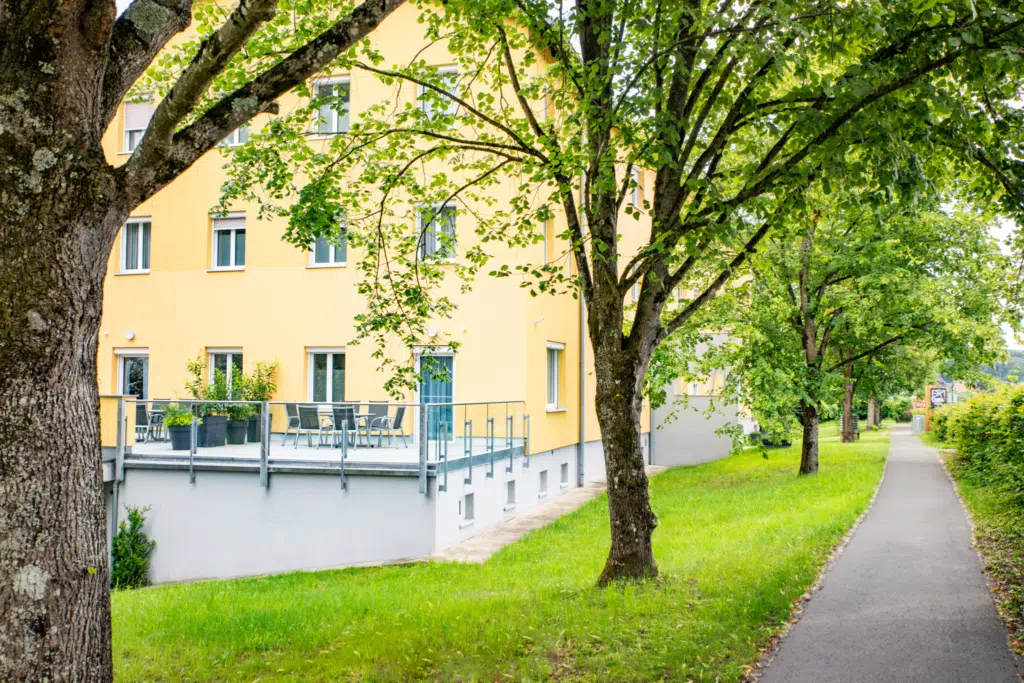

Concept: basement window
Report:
left=505, top=480, right=517, bottom=510
left=463, top=492, right=475, bottom=522
left=561, top=463, right=569, bottom=488
left=539, top=470, right=548, bottom=498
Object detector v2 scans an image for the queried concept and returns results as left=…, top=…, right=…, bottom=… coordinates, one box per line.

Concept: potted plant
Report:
left=201, top=369, right=229, bottom=447
left=183, top=354, right=228, bottom=447
left=225, top=373, right=250, bottom=445
left=243, top=360, right=278, bottom=442
left=164, top=404, right=200, bottom=451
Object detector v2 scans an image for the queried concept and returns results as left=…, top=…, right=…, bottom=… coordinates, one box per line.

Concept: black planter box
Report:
left=200, top=415, right=227, bottom=447
left=168, top=425, right=192, bottom=451
left=226, top=420, right=248, bottom=445
left=246, top=414, right=262, bottom=443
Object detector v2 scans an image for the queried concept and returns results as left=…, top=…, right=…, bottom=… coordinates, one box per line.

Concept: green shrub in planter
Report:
left=164, top=404, right=199, bottom=451
left=111, top=505, right=156, bottom=590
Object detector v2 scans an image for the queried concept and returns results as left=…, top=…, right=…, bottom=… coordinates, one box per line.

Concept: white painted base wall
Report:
left=652, top=396, right=738, bottom=467
left=107, top=434, right=648, bottom=584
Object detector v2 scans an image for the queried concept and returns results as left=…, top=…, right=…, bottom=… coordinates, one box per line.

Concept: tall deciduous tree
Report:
left=704, top=188, right=1013, bottom=472
left=0, top=0, right=404, bottom=678
left=222, top=0, right=1024, bottom=581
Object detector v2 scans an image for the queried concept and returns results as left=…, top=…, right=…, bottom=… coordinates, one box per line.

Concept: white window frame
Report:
left=418, top=203, right=457, bottom=262
left=630, top=167, right=642, bottom=207
left=632, top=282, right=640, bottom=302
left=219, top=125, right=249, bottom=147
left=307, top=348, right=346, bottom=402
left=123, top=101, right=155, bottom=154
left=312, top=77, right=351, bottom=136
left=309, top=219, right=348, bottom=268
left=115, top=348, right=150, bottom=398
left=208, top=348, right=243, bottom=390
left=419, top=66, right=459, bottom=122
left=546, top=341, right=564, bottom=412
left=120, top=218, right=151, bottom=274
left=211, top=214, right=246, bottom=271
left=124, top=129, right=145, bottom=154
left=538, top=469, right=549, bottom=498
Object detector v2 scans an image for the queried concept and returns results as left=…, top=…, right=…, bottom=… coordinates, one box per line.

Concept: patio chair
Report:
left=366, top=401, right=390, bottom=447
left=134, top=403, right=150, bottom=443
left=148, top=400, right=168, bottom=441
left=296, top=404, right=329, bottom=449
left=281, top=403, right=300, bottom=446
left=331, top=405, right=365, bottom=448
left=369, top=405, right=408, bottom=447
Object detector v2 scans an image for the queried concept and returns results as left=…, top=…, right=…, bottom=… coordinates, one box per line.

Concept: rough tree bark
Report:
left=841, top=362, right=857, bottom=443
left=867, top=395, right=878, bottom=426
left=593, top=343, right=658, bottom=584
left=799, top=400, right=820, bottom=475
left=0, top=0, right=404, bottom=677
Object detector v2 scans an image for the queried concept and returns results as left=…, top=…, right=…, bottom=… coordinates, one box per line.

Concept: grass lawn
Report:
left=918, top=430, right=950, bottom=450
left=113, top=430, right=889, bottom=682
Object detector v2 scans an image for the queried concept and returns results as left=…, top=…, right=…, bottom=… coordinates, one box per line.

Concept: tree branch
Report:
left=125, top=0, right=407, bottom=201
left=127, top=0, right=280, bottom=177
left=101, top=0, right=194, bottom=125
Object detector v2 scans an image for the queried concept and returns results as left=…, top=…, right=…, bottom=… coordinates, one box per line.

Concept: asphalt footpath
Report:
left=758, top=425, right=1020, bottom=683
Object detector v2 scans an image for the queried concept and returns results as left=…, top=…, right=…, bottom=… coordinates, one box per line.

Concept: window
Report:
left=539, top=470, right=548, bottom=497
left=118, top=353, right=148, bottom=399
left=219, top=126, right=249, bottom=147
left=506, top=480, right=516, bottom=506
left=120, top=219, right=151, bottom=273
left=463, top=492, right=475, bottom=521
left=313, top=78, right=350, bottom=134
left=546, top=342, right=564, bottom=410
left=419, top=204, right=456, bottom=261
left=561, top=463, right=569, bottom=487
left=311, top=218, right=348, bottom=266
left=209, top=350, right=242, bottom=394
left=420, top=67, right=459, bottom=121
left=212, top=215, right=246, bottom=269
left=123, top=101, right=155, bottom=153
left=309, top=350, right=345, bottom=402
left=630, top=167, right=642, bottom=206
left=632, top=282, right=640, bottom=302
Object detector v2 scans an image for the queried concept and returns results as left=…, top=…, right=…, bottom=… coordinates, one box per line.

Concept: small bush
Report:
left=941, top=386, right=1024, bottom=503
left=112, top=505, right=156, bottom=590
left=882, top=396, right=914, bottom=422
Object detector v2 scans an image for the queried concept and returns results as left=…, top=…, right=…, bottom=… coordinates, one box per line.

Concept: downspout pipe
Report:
left=577, top=167, right=587, bottom=487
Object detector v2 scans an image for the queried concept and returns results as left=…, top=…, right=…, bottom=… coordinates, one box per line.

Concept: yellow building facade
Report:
left=97, top=3, right=651, bottom=458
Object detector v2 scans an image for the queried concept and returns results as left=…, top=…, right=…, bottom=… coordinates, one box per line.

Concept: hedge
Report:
left=935, top=386, right=1024, bottom=503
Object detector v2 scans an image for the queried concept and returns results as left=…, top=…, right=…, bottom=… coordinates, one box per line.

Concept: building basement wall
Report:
left=109, top=434, right=650, bottom=584
left=652, top=396, right=737, bottom=466
left=114, top=469, right=436, bottom=584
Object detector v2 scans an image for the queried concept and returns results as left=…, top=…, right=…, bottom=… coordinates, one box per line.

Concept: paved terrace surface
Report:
left=759, top=425, right=1020, bottom=683
left=433, top=465, right=667, bottom=563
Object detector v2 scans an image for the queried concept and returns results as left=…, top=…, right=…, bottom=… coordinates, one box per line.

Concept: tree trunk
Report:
left=1, top=11, right=124, bottom=673
left=867, top=395, right=878, bottom=427
left=800, top=400, right=820, bottom=474
left=841, top=363, right=856, bottom=443
left=0, top=211, right=121, bottom=680
left=592, top=347, right=658, bottom=584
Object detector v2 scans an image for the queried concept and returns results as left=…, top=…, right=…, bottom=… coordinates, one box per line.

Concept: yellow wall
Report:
left=98, top=3, right=651, bottom=454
